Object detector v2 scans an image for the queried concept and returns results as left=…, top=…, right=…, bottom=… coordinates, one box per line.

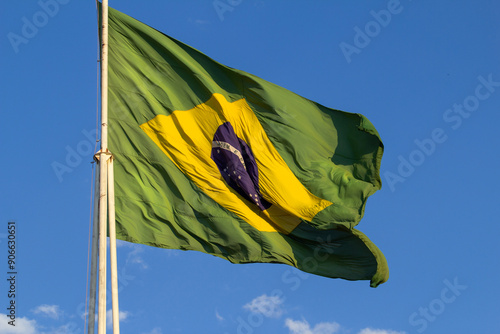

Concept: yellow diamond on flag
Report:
left=140, top=93, right=332, bottom=234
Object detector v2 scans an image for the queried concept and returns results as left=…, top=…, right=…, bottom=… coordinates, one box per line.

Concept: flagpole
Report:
left=108, top=156, right=120, bottom=334
left=88, top=164, right=100, bottom=334
left=98, top=0, right=109, bottom=333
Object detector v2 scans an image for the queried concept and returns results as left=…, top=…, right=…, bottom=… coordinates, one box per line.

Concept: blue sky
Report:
left=1, top=1, right=499, bottom=333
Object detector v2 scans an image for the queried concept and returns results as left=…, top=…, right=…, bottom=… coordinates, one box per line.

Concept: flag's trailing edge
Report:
left=102, top=4, right=389, bottom=287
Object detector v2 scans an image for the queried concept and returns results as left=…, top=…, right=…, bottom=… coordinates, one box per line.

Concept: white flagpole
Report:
left=98, top=0, right=109, bottom=333
left=108, top=156, right=120, bottom=334
left=88, top=164, right=100, bottom=334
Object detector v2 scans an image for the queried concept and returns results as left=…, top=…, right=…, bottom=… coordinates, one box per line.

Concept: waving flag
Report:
left=105, top=4, right=389, bottom=287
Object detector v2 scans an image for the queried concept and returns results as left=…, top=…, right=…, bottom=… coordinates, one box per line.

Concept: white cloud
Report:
left=127, top=245, right=148, bottom=269
left=79, top=311, right=88, bottom=321
left=215, top=309, right=224, bottom=321
left=32, top=304, right=61, bottom=320
left=243, top=294, right=284, bottom=318
left=50, top=322, right=79, bottom=334
left=285, top=318, right=340, bottom=334
left=358, top=329, right=406, bottom=334
left=0, top=311, right=82, bottom=334
left=106, top=309, right=129, bottom=329
left=0, top=313, right=37, bottom=334
left=141, top=328, right=162, bottom=334
left=116, top=240, right=148, bottom=269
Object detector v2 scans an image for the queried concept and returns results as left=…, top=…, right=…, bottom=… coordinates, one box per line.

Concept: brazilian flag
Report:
left=105, top=5, right=389, bottom=287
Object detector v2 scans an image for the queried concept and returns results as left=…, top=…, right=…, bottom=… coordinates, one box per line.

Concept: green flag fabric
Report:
left=104, top=5, right=389, bottom=287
